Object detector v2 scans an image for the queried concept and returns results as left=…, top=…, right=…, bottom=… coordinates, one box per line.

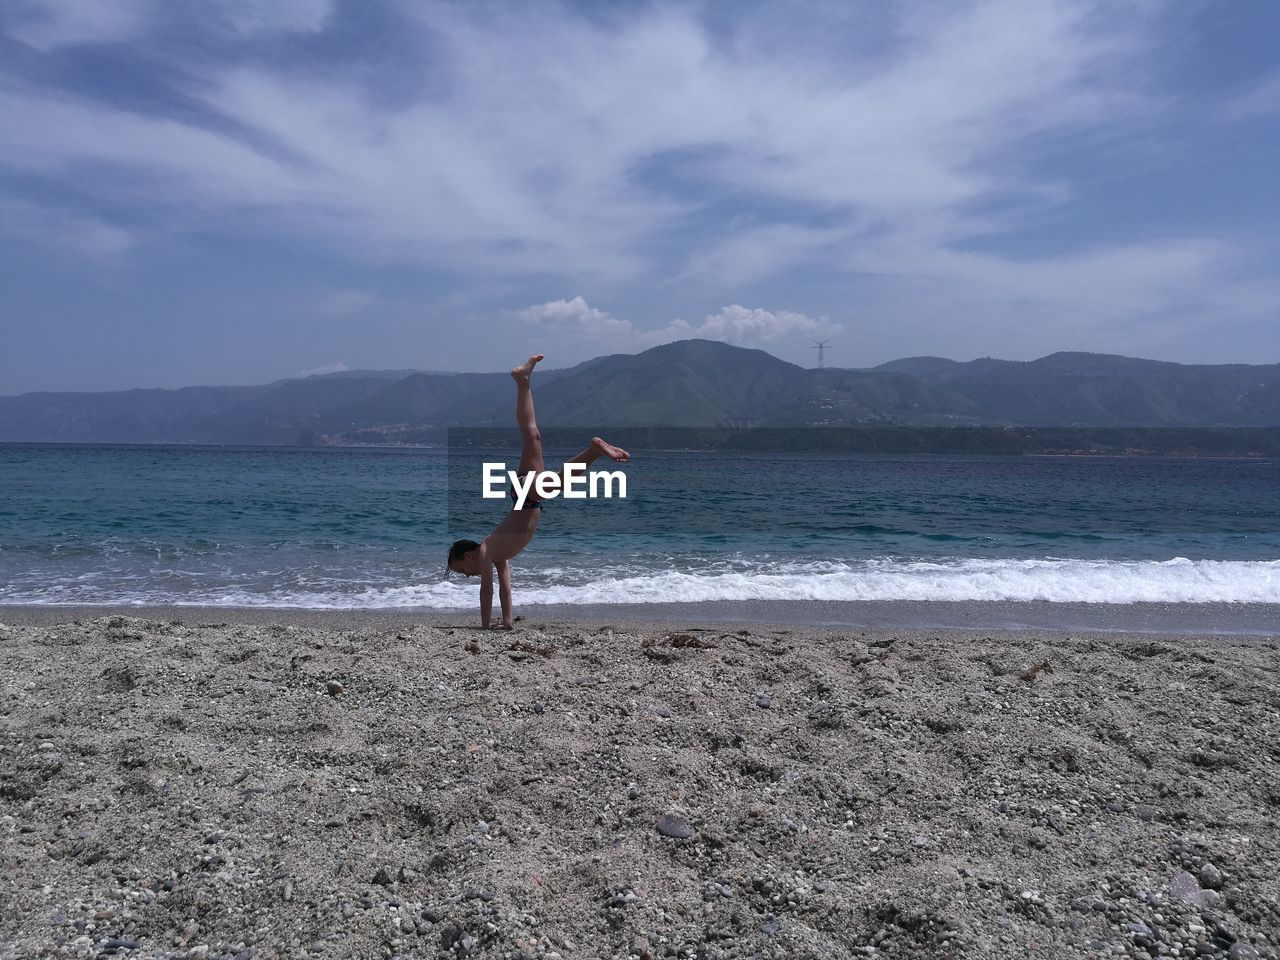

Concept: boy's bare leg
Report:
left=481, top=355, right=546, bottom=584
left=560, top=436, right=631, bottom=476
left=512, top=354, right=544, bottom=476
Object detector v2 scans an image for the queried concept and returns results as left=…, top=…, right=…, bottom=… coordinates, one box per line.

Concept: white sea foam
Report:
left=16, top=556, right=1270, bottom=608
left=392, top=557, right=1280, bottom=607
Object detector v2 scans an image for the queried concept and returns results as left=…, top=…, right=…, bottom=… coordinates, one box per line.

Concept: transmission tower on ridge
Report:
left=812, top=339, right=830, bottom=369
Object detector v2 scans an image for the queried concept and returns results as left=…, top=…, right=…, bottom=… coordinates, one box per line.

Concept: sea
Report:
left=1, top=443, right=1277, bottom=617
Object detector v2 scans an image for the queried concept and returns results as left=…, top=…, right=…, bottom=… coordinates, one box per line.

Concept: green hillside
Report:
left=2, top=340, right=1278, bottom=443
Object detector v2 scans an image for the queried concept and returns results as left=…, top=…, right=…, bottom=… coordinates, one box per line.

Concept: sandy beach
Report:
left=2, top=610, right=1278, bottom=960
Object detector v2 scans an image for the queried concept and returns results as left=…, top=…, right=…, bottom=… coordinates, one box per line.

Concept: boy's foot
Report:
left=592, top=437, right=631, bottom=462
left=511, top=355, right=544, bottom=384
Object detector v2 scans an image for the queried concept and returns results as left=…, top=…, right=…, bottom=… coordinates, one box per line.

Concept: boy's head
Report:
left=447, top=538, right=480, bottom=575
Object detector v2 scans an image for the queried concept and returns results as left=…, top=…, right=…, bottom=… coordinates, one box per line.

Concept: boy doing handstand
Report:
left=446, top=354, right=629, bottom=628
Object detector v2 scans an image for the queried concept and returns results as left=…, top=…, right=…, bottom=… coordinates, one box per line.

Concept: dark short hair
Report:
left=447, top=539, right=479, bottom=570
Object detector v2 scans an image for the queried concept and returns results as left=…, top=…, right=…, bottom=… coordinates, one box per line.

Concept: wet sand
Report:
left=1, top=611, right=1277, bottom=959
left=1, top=600, right=1276, bottom=635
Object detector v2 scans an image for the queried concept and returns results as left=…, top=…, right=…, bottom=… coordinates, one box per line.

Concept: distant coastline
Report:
left=3, top=426, right=1278, bottom=457
left=443, top=425, right=1280, bottom=458
left=3, top=341, right=1278, bottom=445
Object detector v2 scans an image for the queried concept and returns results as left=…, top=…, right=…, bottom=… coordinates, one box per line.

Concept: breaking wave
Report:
left=5, top=557, right=1276, bottom=608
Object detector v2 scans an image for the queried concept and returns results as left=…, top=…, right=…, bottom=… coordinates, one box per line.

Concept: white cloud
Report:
left=6, top=0, right=333, bottom=48
left=215, top=0, right=332, bottom=36
left=516, top=297, right=840, bottom=352
left=0, top=0, right=1162, bottom=279
left=1, top=0, right=1274, bottom=363
left=0, top=198, right=135, bottom=258
left=294, top=362, right=348, bottom=378
left=515, top=297, right=634, bottom=338
left=679, top=224, right=845, bottom=287
left=0, top=84, right=299, bottom=209
left=854, top=237, right=1237, bottom=317
left=842, top=236, right=1280, bottom=362
left=6, top=0, right=152, bottom=50
left=689, top=305, right=835, bottom=343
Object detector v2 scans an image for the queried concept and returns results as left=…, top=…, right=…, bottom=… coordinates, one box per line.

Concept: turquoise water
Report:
left=1, top=443, right=1277, bottom=607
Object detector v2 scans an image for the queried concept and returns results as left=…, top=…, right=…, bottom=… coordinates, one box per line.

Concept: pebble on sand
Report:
left=655, top=814, right=695, bottom=840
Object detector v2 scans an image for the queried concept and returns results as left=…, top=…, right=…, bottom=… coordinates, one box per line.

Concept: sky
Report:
left=1, top=0, right=1278, bottom=394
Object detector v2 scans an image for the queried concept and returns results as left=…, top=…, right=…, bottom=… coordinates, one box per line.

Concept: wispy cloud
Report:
left=516, top=297, right=839, bottom=352
left=1, top=0, right=1276, bottom=377
left=674, top=305, right=839, bottom=345
left=0, top=0, right=1161, bottom=279
left=515, top=297, right=635, bottom=340
left=5, top=0, right=152, bottom=50
left=5, top=0, right=334, bottom=48
left=294, top=361, right=348, bottom=378
left=1, top=197, right=136, bottom=258
left=214, top=0, right=332, bottom=37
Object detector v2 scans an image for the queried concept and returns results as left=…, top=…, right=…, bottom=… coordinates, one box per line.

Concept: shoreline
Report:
left=2, top=599, right=1277, bottom=638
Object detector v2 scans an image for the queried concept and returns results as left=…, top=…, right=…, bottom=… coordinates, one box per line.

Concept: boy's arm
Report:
left=496, top=559, right=513, bottom=628
left=478, top=550, right=495, bottom=628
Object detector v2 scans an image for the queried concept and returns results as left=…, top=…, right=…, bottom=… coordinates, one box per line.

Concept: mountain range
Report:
left=2, top=340, right=1278, bottom=444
